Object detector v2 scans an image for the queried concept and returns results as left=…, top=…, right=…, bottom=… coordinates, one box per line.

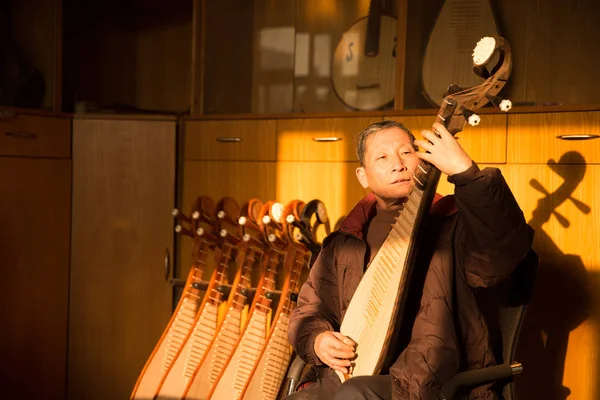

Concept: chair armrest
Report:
left=279, top=354, right=308, bottom=399
left=438, top=363, right=523, bottom=400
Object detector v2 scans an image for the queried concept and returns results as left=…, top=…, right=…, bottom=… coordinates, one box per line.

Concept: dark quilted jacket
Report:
left=288, top=164, right=534, bottom=399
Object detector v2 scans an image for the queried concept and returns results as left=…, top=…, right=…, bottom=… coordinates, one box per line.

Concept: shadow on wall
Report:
left=516, top=151, right=597, bottom=399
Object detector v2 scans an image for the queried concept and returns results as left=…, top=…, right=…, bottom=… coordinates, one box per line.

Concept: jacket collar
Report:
left=338, top=192, right=458, bottom=240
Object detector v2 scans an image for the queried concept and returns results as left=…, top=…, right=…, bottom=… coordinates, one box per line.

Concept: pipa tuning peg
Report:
left=462, top=108, right=481, bottom=126
left=485, top=93, right=512, bottom=112
left=473, top=64, right=490, bottom=79
left=445, top=84, right=463, bottom=96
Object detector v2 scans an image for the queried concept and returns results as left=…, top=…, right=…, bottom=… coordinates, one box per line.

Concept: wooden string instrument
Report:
left=207, top=201, right=292, bottom=400
left=421, top=0, right=500, bottom=107
left=331, top=0, right=397, bottom=110
left=183, top=199, right=267, bottom=400
left=156, top=197, right=242, bottom=398
left=240, top=200, right=313, bottom=400
left=131, top=196, right=218, bottom=399
left=336, top=36, right=514, bottom=383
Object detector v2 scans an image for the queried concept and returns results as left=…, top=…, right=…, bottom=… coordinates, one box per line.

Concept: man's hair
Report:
left=354, top=120, right=417, bottom=166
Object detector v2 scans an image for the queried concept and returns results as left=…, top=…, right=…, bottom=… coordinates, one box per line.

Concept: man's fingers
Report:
left=414, top=139, right=433, bottom=153
left=328, top=348, right=355, bottom=360
left=432, top=123, right=451, bottom=138
left=416, top=151, right=434, bottom=163
left=331, top=365, right=349, bottom=374
left=325, top=354, right=352, bottom=368
left=421, top=129, right=441, bottom=144
left=331, top=332, right=356, bottom=349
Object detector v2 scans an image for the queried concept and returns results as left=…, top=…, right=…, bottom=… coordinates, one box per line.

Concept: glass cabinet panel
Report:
left=203, top=0, right=400, bottom=114
left=1, top=0, right=57, bottom=110
left=403, top=0, right=600, bottom=110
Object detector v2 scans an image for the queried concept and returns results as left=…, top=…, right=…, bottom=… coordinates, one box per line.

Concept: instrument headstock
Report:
left=215, top=196, right=241, bottom=242
left=238, top=198, right=264, bottom=245
left=414, top=36, right=513, bottom=191
left=172, top=195, right=216, bottom=239
left=258, top=200, right=288, bottom=250
left=300, top=199, right=331, bottom=246
left=282, top=200, right=306, bottom=245
left=440, top=36, right=513, bottom=136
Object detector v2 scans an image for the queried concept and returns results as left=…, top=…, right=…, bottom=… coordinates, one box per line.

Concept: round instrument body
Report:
left=331, top=15, right=397, bottom=111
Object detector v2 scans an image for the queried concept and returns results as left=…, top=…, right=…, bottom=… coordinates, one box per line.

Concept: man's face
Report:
left=356, top=127, right=420, bottom=201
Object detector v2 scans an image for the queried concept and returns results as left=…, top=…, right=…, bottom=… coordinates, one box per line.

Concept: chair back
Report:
left=476, top=249, right=539, bottom=400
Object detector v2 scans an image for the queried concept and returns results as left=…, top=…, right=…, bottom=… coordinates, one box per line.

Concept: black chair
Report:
left=280, top=249, right=539, bottom=400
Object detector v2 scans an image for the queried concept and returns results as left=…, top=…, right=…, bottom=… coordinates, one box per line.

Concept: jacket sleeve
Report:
left=287, top=241, right=340, bottom=365
left=449, top=162, right=534, bottom=288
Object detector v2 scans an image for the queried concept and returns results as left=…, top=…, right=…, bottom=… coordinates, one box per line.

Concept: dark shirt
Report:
left=365, top=206, right=399, bottom=265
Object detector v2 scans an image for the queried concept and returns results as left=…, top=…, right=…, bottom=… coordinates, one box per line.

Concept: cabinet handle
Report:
left=556, top=134, right=600, bottom=141
left=312, top=137, right=342, bottom=142
left=216, top=137, right=243, bottom=143
left=164, top=248, right=170, bottom=280
left=5, top=131, right=37, bottom=140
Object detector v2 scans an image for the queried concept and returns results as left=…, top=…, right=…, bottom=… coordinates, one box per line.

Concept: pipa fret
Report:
left=131, top=198, right=218, bottom=400
left=180, top=241, right=265, bottom=400
left=240, top=243, right=311, bottom=400
left=156, top=231, right=239, bottom=399
left=204, top=247, right=286, bottom=400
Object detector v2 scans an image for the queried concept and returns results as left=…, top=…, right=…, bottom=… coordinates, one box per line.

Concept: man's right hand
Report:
left=314, top=331, right=356, bottom=374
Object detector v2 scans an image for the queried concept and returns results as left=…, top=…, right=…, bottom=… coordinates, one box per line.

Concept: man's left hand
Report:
left=414, top=122, right=473, bottom=176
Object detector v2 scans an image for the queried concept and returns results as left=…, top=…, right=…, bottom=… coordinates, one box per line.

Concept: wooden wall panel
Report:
left=502, top=164, right=599, bottom=400
left=508, top=112, right=600, bottom=164
left=276, top=161, right=369, bottom=242
left=9, top=0, right=56, bottom=109
left=63, top=1, right=192, bottom=113
left=202, top=0, right=254, bottom=113
left=494, top=0, right=600, bottom=107
left=185, top=120, right=277, bottom=161
left=276, top=117, right=382, bottom=161
left=133, top=19, right=192, bottom=113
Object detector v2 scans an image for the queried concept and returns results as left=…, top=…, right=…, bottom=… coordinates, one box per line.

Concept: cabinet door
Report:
left=0, top=157, right=71, bottom=399
left=68, top=119, right=176, bottom=400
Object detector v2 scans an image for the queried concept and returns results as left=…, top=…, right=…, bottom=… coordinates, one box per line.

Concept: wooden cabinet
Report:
left=62, top=0, right=193, bottom=114
left=0, top=113, right=70, bottom=157
left=508, top=111, right=600, bottom=164
left=276, top=117, right=382, bottom=161
left=179, top=111, right=600, bottom=399
left=185, top=119, right=277, bottom=161
left=0, top=156, right=71, bottom=400
left=68, top=117, right=176, bottom=400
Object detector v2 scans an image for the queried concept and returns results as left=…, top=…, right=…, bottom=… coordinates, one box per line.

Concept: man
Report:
left=287, top=120, right=534, bottom=399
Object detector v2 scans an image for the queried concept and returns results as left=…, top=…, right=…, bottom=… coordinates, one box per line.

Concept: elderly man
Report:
left=287, top=120, right=534, bottom=399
